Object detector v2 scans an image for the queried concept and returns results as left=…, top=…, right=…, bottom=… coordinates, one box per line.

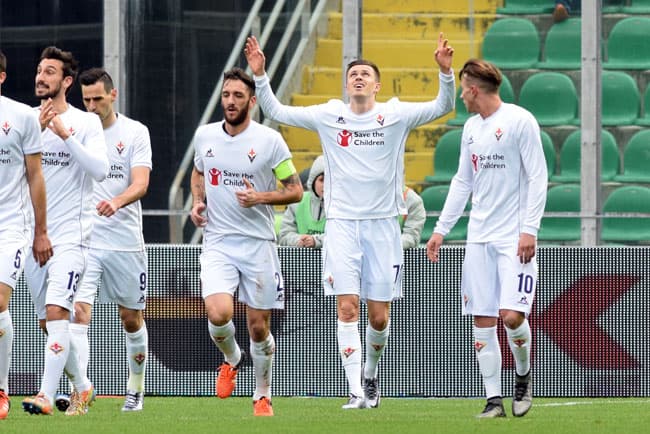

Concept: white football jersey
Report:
left=89, top=113, right=152, bottom=251
left=0, top=96, right=42, bottom=242
left=37, top=104, right=108, bottom=247
left=434, top=103, right=548, bottom=241
left=193, top=120, right=292, bottom=244
left=254, top=72, right=455, bottom=220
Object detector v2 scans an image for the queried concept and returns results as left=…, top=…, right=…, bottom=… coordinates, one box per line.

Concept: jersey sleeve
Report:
left=434, top=127, right=474, bottom=236
left=518, top=113, right=548, bottom=236
left=130, top=123, right=153, bottom=170
left=21, top=109, right=43, bottom=155
left=254, top=74, right=321, bottom=130
left=64, top=114, right=109, bottom=181
left=192, top=127, right=206, bottom=173
left=394, top=71, right=455, bottom=129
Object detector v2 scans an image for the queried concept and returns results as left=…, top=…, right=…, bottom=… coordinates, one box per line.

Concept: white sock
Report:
left=65, top=330, right=92, bottom=393
left=41, top=320, right=72, bottom=402
left=208, top=320, right=241, bottom=366
left=0, top=310, right=13, bottom=392
left=250, top=334, right=275, bottom=401
left=337, top=320, right=363, bottom=397
left=474, top=325, right=502, bottom=399
left=364, top=322, right=390, bottom=380
left=505, top=320, right=531, bottom=376
left=69, top=323, right=90, bottom=380
left=126, top=324, right=148, bottom=393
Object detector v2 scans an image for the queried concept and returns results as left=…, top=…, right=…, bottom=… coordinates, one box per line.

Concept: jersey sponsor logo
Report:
left=208, top=168, right=222, bottom=186
left=495, top=128, right=504, bottom=141
left=1, top=121, right=11, bottom=135
left=205, top=148, right=214, bottom=158
left=247, top=147, right=257, bottom=163
left=471, top=153, right=479, bottom=172
left=337, top=130, right=352, bottom=147
left=116, top=141, right=125, bottom=155
left=376, top=114, right=385, bottom=126
left=336, top=116, right=346, bottom=124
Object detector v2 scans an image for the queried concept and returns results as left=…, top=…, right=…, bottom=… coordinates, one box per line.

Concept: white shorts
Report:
left=24, top=244, right=87, bottom=320
left=200, top=235, right=284, bottom=310
left=0, top=238, right=28, bottom=290
left=461, top=241, right=537, bottom=317
left=322, top=218, right=403, bottom=302
left=76, top=249, right=148, bottom=310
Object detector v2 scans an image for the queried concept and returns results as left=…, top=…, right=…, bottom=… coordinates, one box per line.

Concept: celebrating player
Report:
left=245, top=33, right=454, bottom=408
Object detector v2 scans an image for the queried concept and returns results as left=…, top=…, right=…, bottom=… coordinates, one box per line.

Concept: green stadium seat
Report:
left=481, top=18, right=540, bottom=69
left=614, top=130, right=650, bottom=183
left=541, top=130, right=556, bottom=179
left=623, top=0, right=650, bottom=14
left=496, top=0, right=553, bottom=14
left=538, top=18, right=582, bottom=70
left=518, top=72, right=579, bottom=126
left=424, top=129, right=462, bottom=184
left=602, top=185, right=650, bottom=243
left=602, top=71, right=640, bottom=126
left=420, top=185, right=469, bottom=243
left=636, top=86, right=650, bottom=126
left=551, top=129, right=619, bottom=183
left=538, top=183, right=581, bottom=242
left=604, top=17, right=650, bottom=70
left=447, top=74, right=514, bottom=126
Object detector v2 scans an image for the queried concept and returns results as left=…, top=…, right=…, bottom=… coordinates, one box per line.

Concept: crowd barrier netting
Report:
left=8, top=246, right=650, bottom=397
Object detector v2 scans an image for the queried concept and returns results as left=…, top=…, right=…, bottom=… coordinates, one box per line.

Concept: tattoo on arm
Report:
left=279, top=173, right=301, bottom=191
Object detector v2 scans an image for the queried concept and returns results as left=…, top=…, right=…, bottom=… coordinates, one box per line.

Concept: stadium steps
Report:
left=280, top=0, right=498, bottom=188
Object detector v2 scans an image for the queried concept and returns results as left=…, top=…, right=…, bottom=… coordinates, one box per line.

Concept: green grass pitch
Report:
left=3, top=396, right=649, bottom=434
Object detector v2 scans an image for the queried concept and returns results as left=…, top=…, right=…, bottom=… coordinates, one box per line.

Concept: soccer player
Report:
left=245, top=33, right=455, bottom=409
left=426, top=58, right=547, bottom=418
left=190, top=67, right=303, bottom=416
left=0, top=50, right=53, bottom=420
left=22, top=46, right=109, bottom=416
left=59, top=67, right=150, bottom=412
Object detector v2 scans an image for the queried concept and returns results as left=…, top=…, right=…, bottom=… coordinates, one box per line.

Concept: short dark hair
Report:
left=459, top=58, right=502, bottom=94
left=0, top=51, right=6, bottom=73
left=223, top=67, right=255, bottom=96
left=346, top=59, right=381, bottom=81
left=79, top=67, right=114, bottom=93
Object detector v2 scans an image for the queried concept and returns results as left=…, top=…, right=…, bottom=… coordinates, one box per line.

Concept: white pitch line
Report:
left=537, top=399, right=650, bottom=407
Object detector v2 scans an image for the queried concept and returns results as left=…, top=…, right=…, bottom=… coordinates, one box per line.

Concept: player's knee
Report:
left=500, top=310, right=524, bottom=329
left=120, top=308, right=144, bottom=332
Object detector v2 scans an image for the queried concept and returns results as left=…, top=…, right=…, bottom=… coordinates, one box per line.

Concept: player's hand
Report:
left=517, top=233, right=537, bottom=264
left=434, top=32, right=454, bottom=75
left=244, top=36, right=266, bottom=77
left=426, top=233, right=444, bottom=263
left=96, top=199, right=119, bottom=217
left=32, top=232, right=53, bottom=267
left=38, top=98, right=56, bottom=131
left=48, top=114, right=71, bottom=140
left=191, top=202, right=207, bottom=227
left=236, top=178, right=258, bottom=208
left=297, top=235, right=315, bottom=248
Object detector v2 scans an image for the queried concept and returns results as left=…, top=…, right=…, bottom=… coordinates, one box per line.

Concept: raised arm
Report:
left=244, top=36, right=266, bottom=77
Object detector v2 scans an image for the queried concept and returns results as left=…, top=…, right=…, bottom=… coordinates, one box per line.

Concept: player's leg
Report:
left=496, top=241, right=537, bottom=417
left=463, top=242, right=505, bottom=418
left=0, top=243, right=25, bottom=419
left=120, top=306, right=147, bottom=411
left=247, top=307, right=274, bottom=416
left=323, top=219, right=365, bottom=409
left=359, top=218, right=402, bottom=409
left=201, top=245, right=241, bottom=398
left=237, top=237, right=284, bottom=416
left=101, top=249, right=149, bottom=411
